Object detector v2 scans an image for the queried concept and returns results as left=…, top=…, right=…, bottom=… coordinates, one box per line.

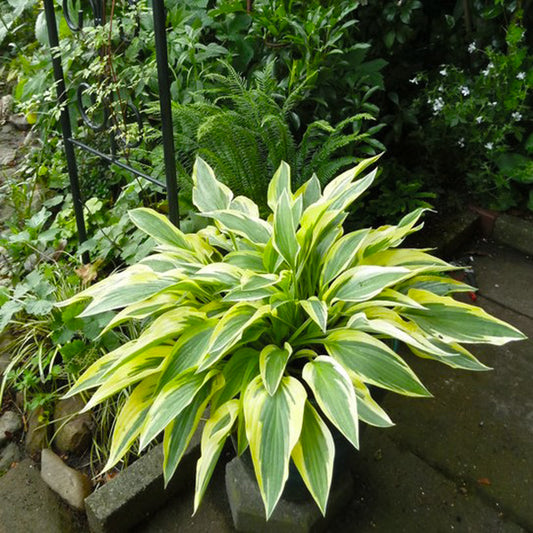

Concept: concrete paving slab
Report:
left=374, top=298, right=532, bottom=531
left=0, top=459, right=87, bottom=533
left=493, top=215, right=533, bottom=256
left=328, top=432, right=524, bottom=533
left=469, top=240, right=533, bottom=319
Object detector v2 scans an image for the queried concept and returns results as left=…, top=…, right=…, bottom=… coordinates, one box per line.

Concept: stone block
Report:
left=25, top=406, right=49, bottom=455
left=41, top=448, right=93, bottom=511
left=0, top=441, right=21, bottom=472
left=0, top=459, right=86, bottom=533
left=0, top=410, right=22, bottom=445
left=85, top=434, right=201, bottom=533
left=493, top=214, right=533, bottom=256
left=54, top=395, right=93, bottom=455
left=225, top=456, right=354, bottom=533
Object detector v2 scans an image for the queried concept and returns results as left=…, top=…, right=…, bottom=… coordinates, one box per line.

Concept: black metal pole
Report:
left=43, top=0, right=90, bottom=263
left=152, top=0, right=180, bottom=227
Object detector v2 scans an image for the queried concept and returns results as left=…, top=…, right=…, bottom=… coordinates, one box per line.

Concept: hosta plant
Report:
left=60, top=157, right=524, bottom=518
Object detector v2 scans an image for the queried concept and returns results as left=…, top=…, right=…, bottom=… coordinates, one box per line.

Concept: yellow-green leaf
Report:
left=260, top=343, right=292, bottom=395
left=192, top=157, right=233, bottom=213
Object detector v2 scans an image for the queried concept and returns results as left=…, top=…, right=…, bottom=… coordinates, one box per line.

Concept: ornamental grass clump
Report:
left=59, top=156, right=524, bottom=518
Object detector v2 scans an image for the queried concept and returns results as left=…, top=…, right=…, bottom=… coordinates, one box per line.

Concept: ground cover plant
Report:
left=60, top=158, right=524, bottom=517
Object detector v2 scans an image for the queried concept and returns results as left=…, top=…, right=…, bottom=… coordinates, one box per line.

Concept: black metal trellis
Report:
left=43, top=0, right=180, bottom=263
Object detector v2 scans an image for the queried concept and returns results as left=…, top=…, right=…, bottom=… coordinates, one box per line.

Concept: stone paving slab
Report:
left=373, top=295, right=532, bottom=531
left=468, top=240, right=533, bottom=319
left=329, top=432, right=524, bottom=533
left=0, top=459, right=87, bottom=533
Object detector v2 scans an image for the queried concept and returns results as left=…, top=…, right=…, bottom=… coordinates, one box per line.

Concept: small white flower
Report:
left=438, top=85, right=444, bottom=92
left=468, top=42, right=476, bottom=53
left=481, top=62, right=495, bottom=76
left=476, top=116, right=483, bottom=124
left=410, top=76, right=419, bottom=85
left=512, top=111, right=522, bottom=121
left=485, top=142, right=494, bottom=150
left=460, top=86, right=470, bottom=96
left=439, top=67, right=448, bottom=76
left=490, top=101, right=497, bottom=107
left=517, top=72, right=526, bottom=80
left=458, top=138, right=465, bottom=147
left=432, top=97, right=445, bottom=114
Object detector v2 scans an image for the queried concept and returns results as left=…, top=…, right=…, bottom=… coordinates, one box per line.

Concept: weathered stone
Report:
left=8, top=113, right=31, bottom=131
left=54, top=395, right=93, bottom=455
left=25, top=406, right=49, bottom=455
left=85, top=436, right=201, bottom=533
left=494, top=214, right=533, bottom=256
left=0, top=442, right=21, bottom=472
left=41, top=448, right=93, bottom=511
left=0, top=410, right=22, bottom=445
left=225, top=456, right=354, bottom=533
left=0, top=459, right=86, bottom=533
left=0, top=147, right=16, bottom=166
left=0, top=95, right=14, bottom=122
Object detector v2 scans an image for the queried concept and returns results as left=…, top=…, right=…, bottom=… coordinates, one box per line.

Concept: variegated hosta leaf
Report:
left=206, top=209, right=272, bottom=244
left=244, top=376, right=307, bottom=519
left=360, top=248, right=456, bottom=273
left=403, top=289, right=526, bottom=345
left=129, top=208, right=192, bottom=251
left=273, top=190, right=300, bottom=267
left=325, top=265, right=411, bottom=303
left=267, top=161, right=292, bottom=211
left=302, top=356, right=359, bottom=450
left=320, top=229, right=369, bottom=286
left=409, top=341, right=490, bottom=371
left=139, top=369, right=220, bottom=450
left=192, top=262, right=243, bottom=287
left=192, top=157, right=233, bottom=213
left=398, top=274, right=475, bottom=296
left=350, top=376, right=394, bottom=428
left=68, top=265, right=176, bottom=317
left=83, top=345, right=171, bottom=410
left=197, top=303, right=268, bottom=372
left=194, top=400, right=239, bottom=512
left=223, top=250, right=266, bottom=271
left=291, top=402, right=334, bottom=515
left=259, top=343, right=292, bottom=395
left=104, top=374, right=159, bottom=471
left=293, top=173, right=321, bottom=210
left=328, top=168, right=377, bottom=212
left=324, top=329, right=430, bottom=397
left=300, top=297, right=328, bottom=333
left=163, top=376, right=223, bottom=485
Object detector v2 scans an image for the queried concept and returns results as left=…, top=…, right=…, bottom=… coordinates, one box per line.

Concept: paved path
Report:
left=138, top=238, right=532, bottom=533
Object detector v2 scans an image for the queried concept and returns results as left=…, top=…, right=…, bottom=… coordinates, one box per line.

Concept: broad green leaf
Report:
left=260, top=344, right=292, bottom=395
left=192, top=157, right=233, bottom=213
left=273, top=191, right=300, bottom=267
left=325, top=266, right=411, bottom=303
left=140, top=369, right=219, bottom=449
left=329, top=168, right=377, bottom=211
left=244, top=376, right=306, bottom=519
left=163, top=376, right=223, bottom=485
left=198, top=303, right=268, bottom=372
left=230, top=196, right=260, bottom=218
left=104, top=374, right=159, bottom=471
left=403, top=289, right=525, bottom=345
left=193, top=263, right=243, bottom=287
left=291, top=402, right=334, bottom=515
left=223, top=250, right=265, bottom=271
left=194, top=400, right=239, bottom=512
left=324, top=329, right=430, bottom=397
left=207, top=209, right=271, bottom=244
left=321, top=229, right=369, bottom=285
left=129, top=208, right=192, bottom=250
left=347, top=288, right=426, bottom=312
left=267, top=161, right=292, bottom=211
left=211, top=348, right=260, bottom=410
left=302, top=356, right=359, bottom=449
left=300, top=297, right=328, bottom=333
left=293, top=174, right=321, bottom=210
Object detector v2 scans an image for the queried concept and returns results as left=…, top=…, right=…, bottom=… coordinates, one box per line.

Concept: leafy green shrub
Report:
left=61, top=157, right=524, bottom=517
left=409, top=18, right=532, bottom=210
